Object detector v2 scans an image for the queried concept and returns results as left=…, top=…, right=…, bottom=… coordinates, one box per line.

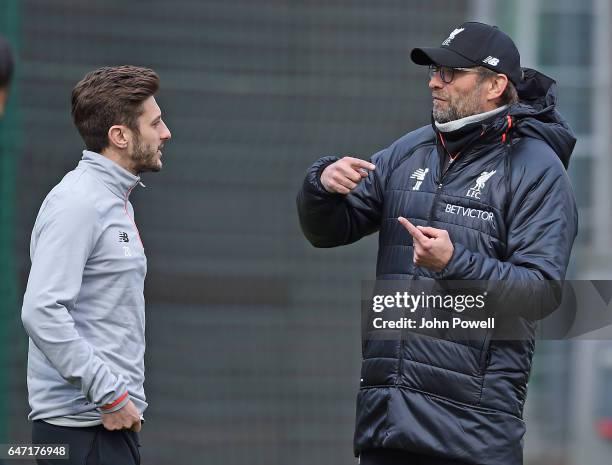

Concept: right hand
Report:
left=320, top=157, right=376, bottom=194
left=101, top=399, right=142, bottom=432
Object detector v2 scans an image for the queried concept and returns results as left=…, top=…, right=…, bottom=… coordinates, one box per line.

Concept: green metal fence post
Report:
left=0, top=0, right=20, bottom=442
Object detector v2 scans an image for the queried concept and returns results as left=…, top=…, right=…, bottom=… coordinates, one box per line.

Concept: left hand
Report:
left=398, top=217, right=454, bottom=272
left=101, top=399, right=142, bottom=432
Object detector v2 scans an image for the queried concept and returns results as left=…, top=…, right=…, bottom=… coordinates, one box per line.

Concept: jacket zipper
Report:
left=426, top=152, right=454, bottom=227
left=124, top=183, right=144, bottom=247
left=397, top=146, right=452, bottom=386
left=426, top=128, right=488, bottom=224
left=396, top=136, right=487, bottom=385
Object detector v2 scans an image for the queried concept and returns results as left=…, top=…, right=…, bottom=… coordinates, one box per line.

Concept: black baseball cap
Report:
left=411, top=22, right=522, bottom=85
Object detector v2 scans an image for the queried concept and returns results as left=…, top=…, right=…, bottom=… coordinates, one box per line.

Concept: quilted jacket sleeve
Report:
left=296, top=150, right=388, bottom=248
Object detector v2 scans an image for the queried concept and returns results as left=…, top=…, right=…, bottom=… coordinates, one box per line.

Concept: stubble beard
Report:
left=131, top=134, right=162, bottom=174
left=432, top=84, right=486, bottom=124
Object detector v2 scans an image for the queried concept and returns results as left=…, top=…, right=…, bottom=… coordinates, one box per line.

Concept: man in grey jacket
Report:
left=22, top=65, right=171, bottom=464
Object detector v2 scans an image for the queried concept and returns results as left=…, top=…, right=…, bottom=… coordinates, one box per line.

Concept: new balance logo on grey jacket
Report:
left=22, top=150, right=147, bottom=426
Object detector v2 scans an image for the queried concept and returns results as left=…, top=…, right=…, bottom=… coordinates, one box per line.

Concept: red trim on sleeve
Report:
left=597, top=419, right=612, bottom=439
left=100, top=391, right=129, bottom=411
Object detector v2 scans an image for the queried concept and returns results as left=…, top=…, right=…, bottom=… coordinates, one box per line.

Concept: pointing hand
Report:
left=398, top=217, right=454, bottom=272
left=320, top=157, right=376, bottom=194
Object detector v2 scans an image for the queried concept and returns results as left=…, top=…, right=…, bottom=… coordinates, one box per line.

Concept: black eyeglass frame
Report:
left=428, top=65, right=480, bottom=84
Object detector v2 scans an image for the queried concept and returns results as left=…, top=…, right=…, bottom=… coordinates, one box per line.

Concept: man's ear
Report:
left=107, top=125, right=130, bottom=150
left=487, top=74, right=508, bottom=102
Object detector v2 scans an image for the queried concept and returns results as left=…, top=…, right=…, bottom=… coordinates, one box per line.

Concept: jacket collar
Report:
left=79, top=150, right=141, bottom=200
left=434, top=105, right=508, bottom=133
left=432, top=105, right=511, bottom=162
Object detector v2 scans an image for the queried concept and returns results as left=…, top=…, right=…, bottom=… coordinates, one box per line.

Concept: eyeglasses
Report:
left=428, top=65, right=479, bottom=84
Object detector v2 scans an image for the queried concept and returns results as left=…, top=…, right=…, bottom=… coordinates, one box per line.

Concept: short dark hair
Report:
left=71, top=65, right=159, bottom=153
left=0, top=36, right=14, bottom=88
left=476, top=66, right=519, bottom=106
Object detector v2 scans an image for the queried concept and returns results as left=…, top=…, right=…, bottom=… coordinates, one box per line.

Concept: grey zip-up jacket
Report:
left=22, top=150, right=148, bottom=424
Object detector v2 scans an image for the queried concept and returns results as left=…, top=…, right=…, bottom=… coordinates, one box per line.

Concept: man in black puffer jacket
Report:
left=296, top=22, right=578, bottom=465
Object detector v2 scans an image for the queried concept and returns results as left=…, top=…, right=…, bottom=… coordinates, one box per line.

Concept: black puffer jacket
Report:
left=296, top=69, right=578, bottom=465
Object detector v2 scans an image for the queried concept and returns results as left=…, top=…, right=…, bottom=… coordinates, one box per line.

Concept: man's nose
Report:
left=161, top=121, right=171, bottom=140
left=428, top=72, right=444, bottom=90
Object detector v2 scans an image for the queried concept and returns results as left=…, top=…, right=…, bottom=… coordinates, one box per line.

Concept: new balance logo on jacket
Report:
left=410, top=168, right=429, bottom=191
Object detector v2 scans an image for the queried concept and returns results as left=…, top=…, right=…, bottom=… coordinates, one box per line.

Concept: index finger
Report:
left=347, top=158, right=376, bottom=171
left=398, top=217, right=427, bottom=243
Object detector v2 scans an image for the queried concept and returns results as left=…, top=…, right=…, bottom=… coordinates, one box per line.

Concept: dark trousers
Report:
left=32, top=420, right=140, bottom=465
left=360, top=448, right=471, bottom=465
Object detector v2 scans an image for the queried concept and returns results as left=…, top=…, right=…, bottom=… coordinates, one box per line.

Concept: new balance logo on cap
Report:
left=442, top=28, right=465, bottom=46
left=483, top=56, right=500, bottom=66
